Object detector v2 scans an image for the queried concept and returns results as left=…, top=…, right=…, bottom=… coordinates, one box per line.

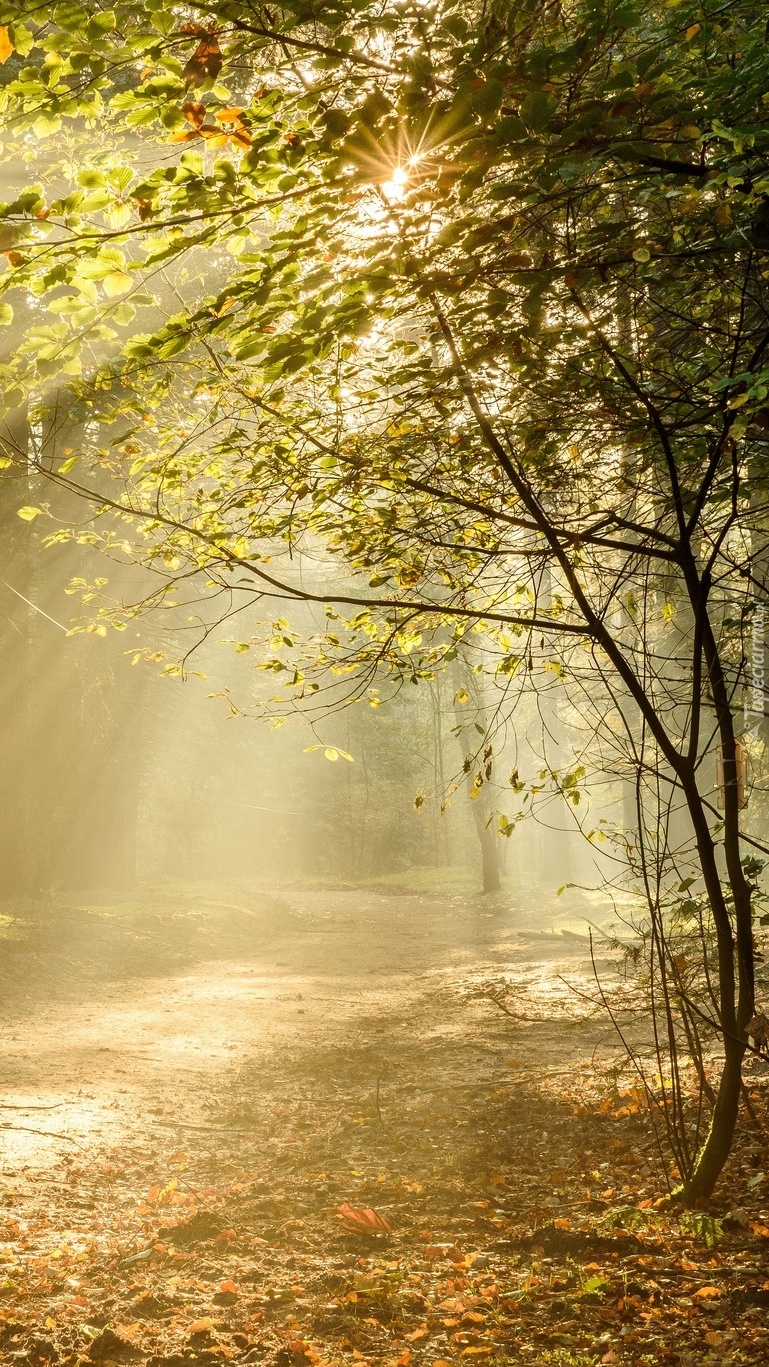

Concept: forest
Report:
left=0, top=1, right=768, bottom=1365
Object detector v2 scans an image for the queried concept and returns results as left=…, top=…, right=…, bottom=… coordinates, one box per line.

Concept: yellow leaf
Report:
left=685, top=22, right=701, bottom=38
left=0, top=27, right=14, bottom=63
left=17, top=505, right=43, bottom=520
left=103, top=271, right=132, bottom=296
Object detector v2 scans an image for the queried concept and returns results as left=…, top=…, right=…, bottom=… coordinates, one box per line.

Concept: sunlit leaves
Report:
left=303, top=745, right=354, bottom=763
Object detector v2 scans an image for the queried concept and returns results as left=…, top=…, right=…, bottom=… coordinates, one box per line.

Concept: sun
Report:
left=380, top=165, right=408, bottom=203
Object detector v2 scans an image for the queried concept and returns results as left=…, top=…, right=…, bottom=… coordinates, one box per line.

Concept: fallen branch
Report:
left=0, top=1122, right=84, bottom=1147
left=0, top=1102, right=65, bottom=1111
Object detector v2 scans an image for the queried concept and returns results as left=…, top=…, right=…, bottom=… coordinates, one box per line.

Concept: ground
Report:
left=0, top=884, right=768, bottom=1367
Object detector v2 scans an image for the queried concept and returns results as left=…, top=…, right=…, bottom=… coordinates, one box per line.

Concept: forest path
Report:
left=1, top=891, right=767, bottom=1367
left=0, top=887, right=606, bottom=1176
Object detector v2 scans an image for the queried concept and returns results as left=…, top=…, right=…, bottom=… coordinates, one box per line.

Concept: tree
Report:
left=0, top=0, right=768, bottom=1199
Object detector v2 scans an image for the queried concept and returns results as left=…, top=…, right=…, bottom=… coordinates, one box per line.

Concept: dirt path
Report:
left=0, top=889, right=603, bottom=1174
left=2, top=891, right=768, bottom=1367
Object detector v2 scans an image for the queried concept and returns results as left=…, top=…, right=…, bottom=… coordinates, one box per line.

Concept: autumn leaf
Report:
left=0, top=27, right=14, bottom=64
left=184, top=33, right=223, bottom=87
left=228, top=127, right=252, bottom=149
left=182, top=101, right=207, bottom=128
left=336, top=1203, right=392, bottom=1234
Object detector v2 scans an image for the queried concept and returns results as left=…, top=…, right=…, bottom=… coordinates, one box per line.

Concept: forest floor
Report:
left=0, top=885, right=768, bottom=1367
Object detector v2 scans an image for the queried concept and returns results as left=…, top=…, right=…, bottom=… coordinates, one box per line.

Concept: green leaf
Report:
left=472, top=80, right=504, bottom=118
left=520, top=91, right=554, bottom=132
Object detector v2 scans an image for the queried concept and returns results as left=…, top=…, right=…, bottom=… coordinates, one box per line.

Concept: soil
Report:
left=0, top=888, right=768, bottom=1367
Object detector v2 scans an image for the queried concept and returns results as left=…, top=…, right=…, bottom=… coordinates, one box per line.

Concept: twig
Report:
left=0, top=1102, right=66, bottom=1111
left=155, top=1121, right=254, bottom=1133
left=375, top=1070, right=386, bottom=1126
left=0, top=1123, right=85, bottom=1147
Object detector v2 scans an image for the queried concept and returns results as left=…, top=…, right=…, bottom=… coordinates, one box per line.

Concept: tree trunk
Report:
left=451, top=655, right=501, bottom=894
left=680, top=1033, right=744, bottom=1201
left=473, top=803, right=501, bottom=893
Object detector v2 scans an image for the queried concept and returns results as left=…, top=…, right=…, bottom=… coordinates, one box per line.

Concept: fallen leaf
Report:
left=336, top=1203, right=392, bottom=1234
